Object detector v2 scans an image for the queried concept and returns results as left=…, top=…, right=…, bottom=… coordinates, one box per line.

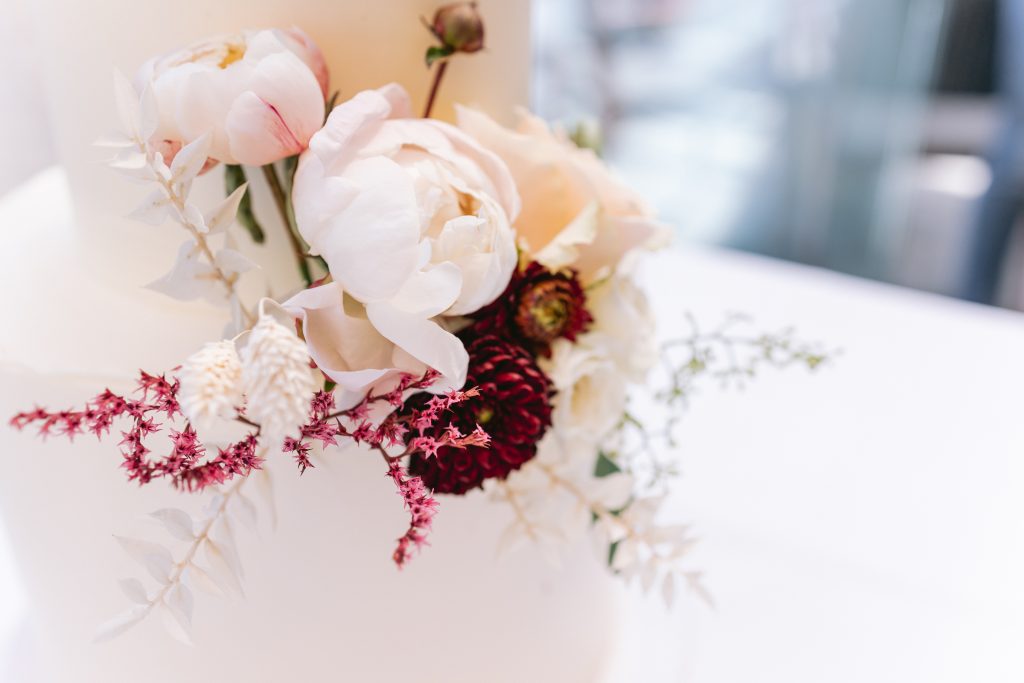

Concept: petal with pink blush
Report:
left=274, top=27, right=330, bottom=97
left=244, top=51, right=324, bottom=146
left=138, top=28, right=329, bottom=166
left=225, top=91, right=303, bottom=166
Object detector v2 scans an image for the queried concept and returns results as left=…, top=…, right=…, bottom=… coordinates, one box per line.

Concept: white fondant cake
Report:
left=0, top=2, right=626, bottom=680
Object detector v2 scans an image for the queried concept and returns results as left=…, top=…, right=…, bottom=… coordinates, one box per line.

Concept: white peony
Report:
left=288, top=83, right=520, bottom=391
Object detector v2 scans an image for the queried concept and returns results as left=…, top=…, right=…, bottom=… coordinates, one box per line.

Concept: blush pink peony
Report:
left=136, top=28, right=327, bottom=167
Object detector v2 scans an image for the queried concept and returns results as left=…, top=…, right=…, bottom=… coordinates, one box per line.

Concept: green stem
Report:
left=261, top=163, right=312, bottom=286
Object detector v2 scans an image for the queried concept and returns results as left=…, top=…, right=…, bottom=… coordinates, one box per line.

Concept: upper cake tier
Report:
left=3, top=0, right=531, bottom=376
left=28, top=0, right=531, bottom=241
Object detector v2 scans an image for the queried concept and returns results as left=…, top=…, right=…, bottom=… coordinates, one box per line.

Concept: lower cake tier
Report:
left=0, top=169, right=624, bottom=682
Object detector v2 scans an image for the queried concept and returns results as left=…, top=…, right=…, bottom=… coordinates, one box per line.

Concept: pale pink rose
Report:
left=289, top=84, right=520, bottom=391
left=136, top=28, right=327, bottom=167
left=457, top=107, right=670, bottom=282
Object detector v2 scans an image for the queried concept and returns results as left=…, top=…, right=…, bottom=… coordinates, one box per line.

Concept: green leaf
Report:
left=569, top=120, right=604, bottom=156
left=425, top=45, right=454, bottom=67
left=594, top=451, right=622, bottom=478
left=282, top=155, right=299, bottom=187
left=607, top=540, right=620, bottom=568
left=223, top=165, right=265, bottom=244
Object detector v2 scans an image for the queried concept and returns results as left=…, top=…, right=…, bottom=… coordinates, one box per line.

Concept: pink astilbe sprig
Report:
left=14, top=367, right=493, bottom=568
left=10, top=370, right=263, bottom=490
left=278, top=374, right=491, bottom=567
left=280, top=370, right=445, bottom=475
left=387, top=461, right=439, bottom=568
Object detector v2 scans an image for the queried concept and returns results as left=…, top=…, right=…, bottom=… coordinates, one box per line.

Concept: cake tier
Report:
left=29, top=0, right=531, bottom=253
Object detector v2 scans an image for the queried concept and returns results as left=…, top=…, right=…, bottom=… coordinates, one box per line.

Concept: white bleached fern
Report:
left=95, top=466, right=275, bottom=643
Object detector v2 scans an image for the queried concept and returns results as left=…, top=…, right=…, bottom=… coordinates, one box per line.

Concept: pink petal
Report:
left=225, top=91, right=303, bottom=166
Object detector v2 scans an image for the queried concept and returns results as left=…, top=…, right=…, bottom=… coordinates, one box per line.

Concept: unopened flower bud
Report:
left=431, top=2, right=485, bottom=54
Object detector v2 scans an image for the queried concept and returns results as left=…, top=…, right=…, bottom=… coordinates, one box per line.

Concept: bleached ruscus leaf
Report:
left=149, top=508, right=196, bottom=542
left=114, top=536, right=174, bottom=583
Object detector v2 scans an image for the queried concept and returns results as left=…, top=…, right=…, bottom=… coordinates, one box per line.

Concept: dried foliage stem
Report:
left=261, top=164, right=313, bottom=286
left=152, top=158, right=256, bottom=328
left=151, top=475, right=246, bottom=612
left=537, top=463, right=620, bottom=529
left=497, top=481, right=542, bottom=542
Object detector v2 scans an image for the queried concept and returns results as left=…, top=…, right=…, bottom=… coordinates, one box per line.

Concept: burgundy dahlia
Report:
left=472, top=261, right=592, bottom=355
left=406, top=335, right=553, bottom=494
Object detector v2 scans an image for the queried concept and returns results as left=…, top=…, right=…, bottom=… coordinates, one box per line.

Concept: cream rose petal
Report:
left=457, top=104, right=669, bottom=281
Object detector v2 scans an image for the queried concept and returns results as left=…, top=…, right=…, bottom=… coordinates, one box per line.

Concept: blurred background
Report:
left=0, top=0, right=1018, bottom=308
left=532, top=0, right=1024, bottom=308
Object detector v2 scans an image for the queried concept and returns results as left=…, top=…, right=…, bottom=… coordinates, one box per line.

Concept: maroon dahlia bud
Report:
left=430, top=2, right=485, bottom=54
left=512, top=262, right=592, bottom=345
left=406, top=335, right=552, bottom=494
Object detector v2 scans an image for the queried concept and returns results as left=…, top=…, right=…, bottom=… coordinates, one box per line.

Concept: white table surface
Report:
left=610, top=247, right=1024, bottom=682
left=2, top=170, right=1024, bottom=681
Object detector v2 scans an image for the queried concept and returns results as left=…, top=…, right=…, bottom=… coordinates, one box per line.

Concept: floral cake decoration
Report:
left=10, top=2, right=827, bottom=642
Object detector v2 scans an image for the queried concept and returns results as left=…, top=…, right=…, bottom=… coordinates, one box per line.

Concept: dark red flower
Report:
left=406, top=335, right=553, bottom=494
left=471, top=261, right=592, bottom=355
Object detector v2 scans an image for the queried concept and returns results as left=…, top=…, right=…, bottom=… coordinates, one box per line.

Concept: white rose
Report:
left=586, top=273, right=658, bottom=382
left=290, top=84, right=520, bottom=389
left=542, top=338, right=628, bottom=442
left=136, top=28, right=327, bottom=166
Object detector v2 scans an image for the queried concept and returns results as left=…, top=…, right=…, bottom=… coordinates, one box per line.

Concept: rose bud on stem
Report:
left=422, top=1, right=485, bottom=118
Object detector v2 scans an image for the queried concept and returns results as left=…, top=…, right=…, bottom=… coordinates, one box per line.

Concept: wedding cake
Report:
left=0, top=1, right=627, bottom=681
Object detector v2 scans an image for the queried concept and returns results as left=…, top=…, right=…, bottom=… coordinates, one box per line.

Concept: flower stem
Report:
left=422, top=59, right=449, bottom=118
left=261, top=164, right=313, bottom=286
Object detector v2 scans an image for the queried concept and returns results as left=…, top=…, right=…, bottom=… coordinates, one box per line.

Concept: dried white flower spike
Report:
left=179, top=340, right=243, bottom=429
left=240, top=301, right=316, bottom=440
